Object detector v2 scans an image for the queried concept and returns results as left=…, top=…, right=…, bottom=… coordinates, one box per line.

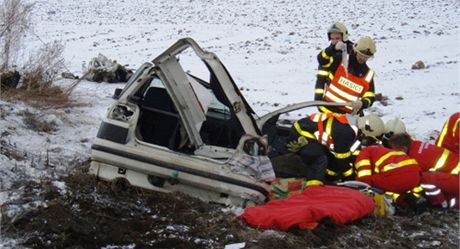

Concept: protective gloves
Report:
left=351, top=100, right=363, bottom=112
left=334, top=41, right=345, bottom=51
left=405, top=192, right=428, bottom=214
left=286, top=136, right=309, bottom=153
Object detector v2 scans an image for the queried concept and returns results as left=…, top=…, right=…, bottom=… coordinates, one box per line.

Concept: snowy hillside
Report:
left=29, top=0, right=460, bottom=133
left=1, top=0, right=459, bottom=248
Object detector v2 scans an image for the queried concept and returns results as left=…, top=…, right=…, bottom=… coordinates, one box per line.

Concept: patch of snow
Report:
left=166, top=224, right=190, bottom=233
left=0, top=0, right=459, bottom=247
left=408, top=231, right=428, bottom=238
left=224, top=242, right=246, bottom=249
left=52, top=180, right=67, bottom=195
left=101, top=244, right=136, bottom=249
left=221, top=206, right=244, bottom=216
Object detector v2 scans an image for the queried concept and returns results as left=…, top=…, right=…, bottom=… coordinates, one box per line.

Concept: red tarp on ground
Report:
left=240, top=185, right=375, bottom=230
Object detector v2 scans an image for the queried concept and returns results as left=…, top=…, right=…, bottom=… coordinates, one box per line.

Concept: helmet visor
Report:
left=356, top=48, right=374, bottom=58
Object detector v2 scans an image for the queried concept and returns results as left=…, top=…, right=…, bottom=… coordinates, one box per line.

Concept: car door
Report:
left=152, top=38, right=262, bottom=154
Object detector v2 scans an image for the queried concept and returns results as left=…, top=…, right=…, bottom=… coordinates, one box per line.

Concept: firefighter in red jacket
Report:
left=354, top=145, right=421, bottom=195
left=286, top=113, right=385, bottom=187
left=315, top=36, right=376, bottom=115
left=387, top=133, right=459, bottom=209
left=436, top=112, right=459, bottom=154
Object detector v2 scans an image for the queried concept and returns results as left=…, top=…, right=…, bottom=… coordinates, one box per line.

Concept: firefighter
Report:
left=387, top=133, right=459, bottom=209
left=316, top=21, right=354, bottom=71
left=286, top=113, right=385, bottom=187
left=354, top=145, right=421, bottom=196
left=435, top=112, right=459, bottom=154
left=381, top=117, right=407, bottom=147
left=315, top=36, right=376, bottom=115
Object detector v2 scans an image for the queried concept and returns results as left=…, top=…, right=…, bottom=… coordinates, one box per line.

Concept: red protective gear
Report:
left=436, top=112, right=460, bottom=154
left=355, top=146, right=421, bottom=194
left=421, top=172, right=459, bottom=201
left=408, top=140, right=459, bottom=174
left=359, top=165, right=421, bottom=194
left=240, top=185, right=375, bottom=231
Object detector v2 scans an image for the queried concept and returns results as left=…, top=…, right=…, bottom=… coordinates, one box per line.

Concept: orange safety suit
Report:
left=315, top=53, right=375, bottom=114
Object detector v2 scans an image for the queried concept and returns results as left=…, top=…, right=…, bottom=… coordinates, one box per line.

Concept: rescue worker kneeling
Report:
left=387, top=131, right=459, bottom=209
left=285, top=113, right=385, bottom=187
left=354, top=145, right=421, bottom=198
left=382, top=118, right=459, bottom=209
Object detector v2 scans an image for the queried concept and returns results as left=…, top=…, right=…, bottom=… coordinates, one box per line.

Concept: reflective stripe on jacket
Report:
left=294, top=113, right=360, bottom=159
left=355, top=146, right=418, bottom=178
left=436, top=112, right=460, bottom=154
left=408, top=140, right=459, bottom=175
left=323, top=64, right=373, bottom=113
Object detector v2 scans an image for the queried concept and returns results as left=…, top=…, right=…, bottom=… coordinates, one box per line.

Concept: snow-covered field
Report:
left=1, top=0, right=459, bottom=247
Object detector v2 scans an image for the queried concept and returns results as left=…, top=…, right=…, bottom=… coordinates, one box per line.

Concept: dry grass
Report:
left=20, top=109, right=57, bottom=133
left=0, top=38, right=74, bottom=109
left=0, top=86, right=79, bottom=109
left=1, top=1, right=73, bottom=109
left=0, top=139, right=27, bottom=161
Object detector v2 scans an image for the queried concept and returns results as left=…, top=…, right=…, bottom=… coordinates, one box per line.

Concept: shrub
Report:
left=0, top=0, right=34, bottom=72
left=21, top=41, right=66, bottom=93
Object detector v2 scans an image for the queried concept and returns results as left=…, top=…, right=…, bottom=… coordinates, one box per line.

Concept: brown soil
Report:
left=2, top=165, right=459, bottom=249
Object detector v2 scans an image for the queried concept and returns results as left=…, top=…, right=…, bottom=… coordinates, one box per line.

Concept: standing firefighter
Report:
left=315, top=36, right=377, bottom=115
left=286, top=113, right=385, bottom=187
left=316, top=21, right=354, bottom=72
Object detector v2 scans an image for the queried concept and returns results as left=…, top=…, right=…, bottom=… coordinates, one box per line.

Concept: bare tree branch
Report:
left=0, top=0, right=35, bottom=71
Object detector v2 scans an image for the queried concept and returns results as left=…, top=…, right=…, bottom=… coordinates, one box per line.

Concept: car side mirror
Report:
left=113, top=88, right=122, bottom=99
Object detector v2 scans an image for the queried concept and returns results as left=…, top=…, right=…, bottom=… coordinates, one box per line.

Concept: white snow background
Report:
left=0, top=0, right=459, bottom=247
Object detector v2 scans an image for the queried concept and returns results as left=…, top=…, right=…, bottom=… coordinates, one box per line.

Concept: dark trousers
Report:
left=271, top=139, right=328, bottom=181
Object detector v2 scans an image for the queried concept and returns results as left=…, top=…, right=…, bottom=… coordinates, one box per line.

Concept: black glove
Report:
left=405, top=193, right=427, bottom=214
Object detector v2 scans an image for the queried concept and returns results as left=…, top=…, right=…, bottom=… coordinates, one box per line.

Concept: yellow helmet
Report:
left=353, top=36, right=376, bottom=58
left=357, top=114, right=385, bottom=138
left=327, top=21, right=349, bottom=41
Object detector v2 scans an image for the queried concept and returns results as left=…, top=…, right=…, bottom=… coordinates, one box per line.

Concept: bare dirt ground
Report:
left=2, top=163, right=459, bottom=249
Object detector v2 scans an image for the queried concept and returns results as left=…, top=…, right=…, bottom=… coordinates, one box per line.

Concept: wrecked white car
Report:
left=89, top=38, right=345, bottom=206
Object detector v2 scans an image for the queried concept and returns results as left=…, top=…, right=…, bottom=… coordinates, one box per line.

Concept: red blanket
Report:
left=240, top=185, right=375, bottom=230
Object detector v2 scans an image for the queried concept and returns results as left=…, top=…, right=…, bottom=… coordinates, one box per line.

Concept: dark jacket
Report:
left=289, top=116, right=360, bottom=183
left=316, top=41, right=354, bottom=68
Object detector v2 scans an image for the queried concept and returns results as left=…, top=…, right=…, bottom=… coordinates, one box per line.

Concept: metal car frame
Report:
left=89, top=38, right=348, bottom=206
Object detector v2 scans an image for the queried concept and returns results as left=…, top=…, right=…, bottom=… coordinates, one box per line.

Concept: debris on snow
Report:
left=411, top=60, right=426, bottom=69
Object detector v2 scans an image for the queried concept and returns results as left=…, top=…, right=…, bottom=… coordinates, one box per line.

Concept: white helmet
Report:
left=384, top=118, right=406, bottom=138
left=357, top=115, right=385, bottom=138
left=327, top=21, right=349, bottom=41
left=353, top=36, right=376, bottom=58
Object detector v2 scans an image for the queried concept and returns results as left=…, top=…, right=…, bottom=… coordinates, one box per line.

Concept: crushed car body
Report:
left=89, top=38, right=348, bottom=206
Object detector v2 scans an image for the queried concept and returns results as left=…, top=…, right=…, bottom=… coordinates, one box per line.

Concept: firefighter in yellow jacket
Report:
left=315, top=36, right=377, bottom=115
